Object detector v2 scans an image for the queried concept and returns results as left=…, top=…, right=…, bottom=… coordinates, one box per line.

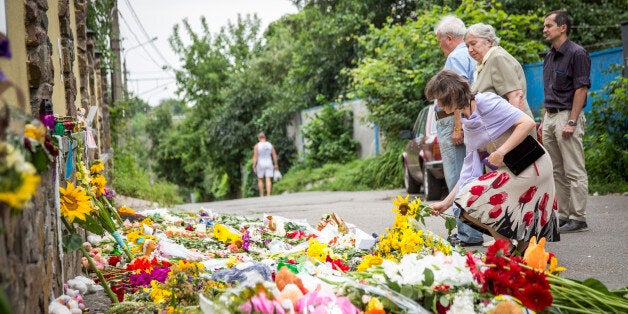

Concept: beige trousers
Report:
left=542, top=110, right=588, bottom=222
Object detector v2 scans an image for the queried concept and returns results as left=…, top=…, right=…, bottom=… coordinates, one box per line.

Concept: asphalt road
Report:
left=172, top=189, right=627, bottom=290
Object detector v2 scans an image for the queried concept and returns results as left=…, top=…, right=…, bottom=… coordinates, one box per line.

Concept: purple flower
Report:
left=41, top=114, right=56, bottom=130
left=104, top=186, right=116, bottom=199
left=151, top=267, right=170, bottom=283
left=0, top=36, right=10, bottom=58
left=0, top=71, right=6, bottom=82
left=241, top=230, right=251, bottom=251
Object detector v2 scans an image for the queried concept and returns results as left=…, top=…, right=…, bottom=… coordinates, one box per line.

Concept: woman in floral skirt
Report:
left=426, top=70, right=560, bottom=253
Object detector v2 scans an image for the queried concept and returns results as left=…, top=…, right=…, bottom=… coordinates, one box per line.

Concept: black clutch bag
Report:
left=503, top=135, right=545, bottom=175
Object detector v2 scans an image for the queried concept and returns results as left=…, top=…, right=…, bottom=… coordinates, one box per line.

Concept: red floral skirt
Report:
left=455, top=153, right=560, bottom=242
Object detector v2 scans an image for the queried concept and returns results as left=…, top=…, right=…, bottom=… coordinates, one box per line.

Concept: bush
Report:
left=585, top=70, right=628, bottom=194
left=111, top=149, right=183, bottom=206
left=301, top=104, right=360, bottom=168
left=273, top=146, right=403, bottom=194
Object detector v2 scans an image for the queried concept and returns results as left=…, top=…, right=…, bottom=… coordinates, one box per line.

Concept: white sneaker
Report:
left=482, top=239, right=496, bottom=247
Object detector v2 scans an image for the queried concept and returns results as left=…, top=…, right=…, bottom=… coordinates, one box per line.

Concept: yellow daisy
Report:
left=60, top=182, right=92, bottom=222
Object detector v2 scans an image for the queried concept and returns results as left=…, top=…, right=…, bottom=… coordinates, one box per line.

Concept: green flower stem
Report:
left=101, top=197, right=124, bottom=226
left=79, top=245, right=119, bottom=304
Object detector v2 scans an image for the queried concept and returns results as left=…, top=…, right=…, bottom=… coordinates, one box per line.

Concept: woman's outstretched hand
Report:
left=429, top=200, right=448, bottom=216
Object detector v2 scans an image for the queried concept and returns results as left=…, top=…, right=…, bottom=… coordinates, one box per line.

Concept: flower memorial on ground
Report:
left=47, top=193, right=627, bottom=313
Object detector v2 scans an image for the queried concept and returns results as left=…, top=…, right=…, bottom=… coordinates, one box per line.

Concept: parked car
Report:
left=400, top=104, right=447, bottom=200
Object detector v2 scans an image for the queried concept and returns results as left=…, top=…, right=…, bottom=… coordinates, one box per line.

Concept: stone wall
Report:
left=0, top=0, right=103, bottom=312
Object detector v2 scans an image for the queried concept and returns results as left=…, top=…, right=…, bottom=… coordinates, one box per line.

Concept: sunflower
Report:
left=392, top=194, right=410, bottom=215
left=60, top=182, right=92, bottom=222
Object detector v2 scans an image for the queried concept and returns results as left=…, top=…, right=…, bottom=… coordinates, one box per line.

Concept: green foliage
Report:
left=585, top=69, right=628, bottom=194
left=301, top=104, right=360, bottom=167
left=112, top=149, right=182, bottom=206
left=86, top=0, right=113, bottom=69
left=499, top=0, right=628, bottom=51
left=349, top=0, right=546, bottom=139
left=274, top=147, right=403, bottom=194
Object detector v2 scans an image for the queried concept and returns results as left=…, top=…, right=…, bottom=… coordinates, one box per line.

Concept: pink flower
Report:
left=239, top=292, right=285, bottom=314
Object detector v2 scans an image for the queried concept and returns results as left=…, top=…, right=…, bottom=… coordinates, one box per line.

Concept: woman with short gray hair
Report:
left=464, top=23, right=535, bottom=122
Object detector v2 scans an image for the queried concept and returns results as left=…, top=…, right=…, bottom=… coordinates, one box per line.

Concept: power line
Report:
left=118, top=11, right=164, bottom=70
left=121, top=0, right=176, bottom=70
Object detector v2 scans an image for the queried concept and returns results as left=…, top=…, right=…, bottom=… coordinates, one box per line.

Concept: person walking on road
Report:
left=433, top=15, right=484, bottom=247
left=541, top=10, right=591, bottom=233
left=252, top=132, right=279, bottom=197
left=426, top=70, right=560, bottom=254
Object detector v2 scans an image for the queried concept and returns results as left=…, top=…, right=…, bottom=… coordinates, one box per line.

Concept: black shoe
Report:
left=447, top=234, right=458, bottom=242
left=448, top=236, right=483, bottom=247
left=560, top=220, right=589, bottom=233
left=559, top=219, right=569, bottom=228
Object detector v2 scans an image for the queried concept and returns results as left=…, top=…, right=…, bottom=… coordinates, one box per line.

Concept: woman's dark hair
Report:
left=424, top=70, right=474, bottom=110
left=257, top=132, right=266, bottom=139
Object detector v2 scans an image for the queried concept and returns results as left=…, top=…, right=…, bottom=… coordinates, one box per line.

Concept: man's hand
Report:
left=562, top=124, right=575, bottom=138
left=430, top=201, right=448, bottom=216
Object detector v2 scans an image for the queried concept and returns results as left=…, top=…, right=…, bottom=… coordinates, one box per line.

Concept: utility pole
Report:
left=110, top=0, right=123, bottom=104
left=123, top=37, right=158, bottom=97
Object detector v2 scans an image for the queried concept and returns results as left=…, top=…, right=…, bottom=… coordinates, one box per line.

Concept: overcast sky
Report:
left=118, top=0, right=298, bottom=106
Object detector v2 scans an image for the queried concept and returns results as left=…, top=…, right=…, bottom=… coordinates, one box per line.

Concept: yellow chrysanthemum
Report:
left=60, top=182, right=92, bottom=222
left=0, top=173, right=41, bottom=209
left=548, top=256, right=567, bottom=274
left=366, top=297, right=384, bottom=311
left=118, top=205, right=136, bottom=215
left=90, top=160, right=105, bottom=174
left=307, top=237, right=332, bottom=262
left=90, top=174, right=107, bottom=196
left=213, top=224, right=242, bottom=244
left=357, top=254, right=384, bottom=271
left=149, top=280, right=171, bottom=304
left=24, top=123, right=46, bottom=143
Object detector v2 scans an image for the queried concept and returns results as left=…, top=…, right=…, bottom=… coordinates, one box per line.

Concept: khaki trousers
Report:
left=542, top=110, right=588, bottom=222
